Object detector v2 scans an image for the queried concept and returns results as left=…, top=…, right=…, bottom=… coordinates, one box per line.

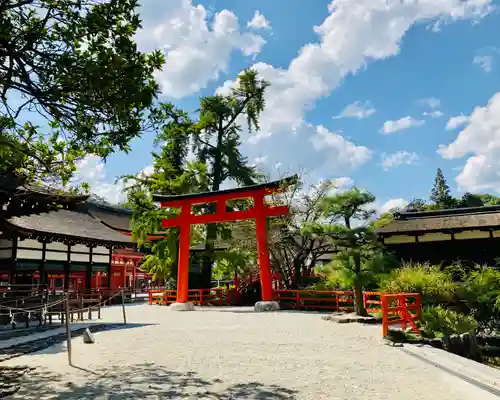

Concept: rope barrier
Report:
left=0, top=293, right=43, bottom=306
left=0, top=291, right=123, bottom=317
left=59, top=291, right=123, bottom=315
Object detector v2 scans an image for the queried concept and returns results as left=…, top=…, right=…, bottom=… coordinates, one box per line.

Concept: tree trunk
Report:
left=201, top=120, right=225, bottom=288
left=353, top=253, right=368, bottom=317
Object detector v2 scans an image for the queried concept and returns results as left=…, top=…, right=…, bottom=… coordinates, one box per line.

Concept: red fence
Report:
left=148, top=288, right=422, bottom=337
left=381, top=292, right=421, bottom=337
left=149, top=288, right=226, bottom=306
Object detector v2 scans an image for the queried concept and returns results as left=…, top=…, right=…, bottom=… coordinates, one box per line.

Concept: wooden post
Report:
left=79, top=296, right=83, bottom=320
left=254, top=194, right=273, bottom=302
left=65, top=296, right=72, bottom=366
left=121, top=289, right=127, bottom=324
left=381, top=295, right=389, bottom=337
left=98, top=294, right=102, bottom=319
left=176, top=205, right=191, bottom=303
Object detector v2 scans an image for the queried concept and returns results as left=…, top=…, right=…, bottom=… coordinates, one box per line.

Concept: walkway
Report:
left=2, top=304, right=500, bottom=399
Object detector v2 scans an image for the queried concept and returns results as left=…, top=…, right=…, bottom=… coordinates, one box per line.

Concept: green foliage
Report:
left=405, top=198, right=428, bottom=211
left=418, top=306, right=478, bottom=339
left=458, top=192, right=485, bottom=208
left=371, top=212, right=393, bottom=228
left=380, top=263, right=456, bottom=304
left=213, top=248, right=256, bottom=280
left=126, top=71, right=269, bottom=284
left=0, top=0, right=163, bottom=185
left=430, top=168, right=454, bottom=209
left=457, top=266, right=500, bottom=334
left=302, top=187, right=379, bottom=316
left=191, top=70, right=269, bottom=286
left=311, top=250, right=396, bottom=291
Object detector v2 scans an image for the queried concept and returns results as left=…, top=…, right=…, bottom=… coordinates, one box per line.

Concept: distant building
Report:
left=376, top=205, right=500, bottom=266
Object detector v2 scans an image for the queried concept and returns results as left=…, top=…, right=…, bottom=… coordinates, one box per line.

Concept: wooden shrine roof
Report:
left=376, top=205, right=500, bottom=235
left=151, top=175, right=299, bottom=203
left=4, top=209, right=133, bottom=246
left=0, top=179, right=89, bottom=204
left=86, top=202, right=133, bottom=232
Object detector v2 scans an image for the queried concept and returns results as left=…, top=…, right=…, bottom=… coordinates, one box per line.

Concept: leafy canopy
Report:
left=0, top=0, right=163, bottom=184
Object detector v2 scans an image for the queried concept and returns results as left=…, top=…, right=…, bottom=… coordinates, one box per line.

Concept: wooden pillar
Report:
left=254, top=193, right=273, bottom=302
left=107, top=248, right=112, bottom=288
left=176, top=204, right=191, bottom=303
left=132, top=262, right=136, bottom=291
left=39, top=242, right=47, bottom=293
left=64, top=243, right=71, bottom=291
left=85, top=246, right=92, bottom=291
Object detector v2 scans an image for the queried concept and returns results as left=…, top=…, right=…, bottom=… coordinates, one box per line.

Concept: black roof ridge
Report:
left=85, top=199, right=133, bottom=215
left=396, top=205, right=500, bottom=220
left=152, top=175, right=299, bottom=203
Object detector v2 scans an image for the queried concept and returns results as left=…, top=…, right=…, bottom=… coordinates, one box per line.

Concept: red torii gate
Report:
left=152, top=176, right=297, bottom=308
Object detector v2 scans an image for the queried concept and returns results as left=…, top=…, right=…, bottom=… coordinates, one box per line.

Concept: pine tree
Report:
left=193, top=70, right=269, bottom=288
left=430, top=168, right=453, bottom=209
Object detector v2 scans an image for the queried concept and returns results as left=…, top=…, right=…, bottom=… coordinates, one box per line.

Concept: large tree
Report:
left=430, top=168, right=454, bottom=209
left=0, top=0, right=163, bottom=184
left=192, top=70, right=269, bottom=287
left=124, top=71, right=269, bottom=287
left=231, top=175, right=341, bottom=289
left=123, top=104, right=207, bottom=282
left=304, top=188, right=380, bottom=316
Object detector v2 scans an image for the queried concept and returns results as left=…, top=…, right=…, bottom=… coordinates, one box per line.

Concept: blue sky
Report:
left=72, top=0, right=500, bottom=212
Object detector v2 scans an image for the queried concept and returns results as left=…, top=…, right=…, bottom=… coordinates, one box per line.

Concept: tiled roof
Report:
left=377, top=207, right=500, bottom=234
left=6, top=209, right=133, bottom=246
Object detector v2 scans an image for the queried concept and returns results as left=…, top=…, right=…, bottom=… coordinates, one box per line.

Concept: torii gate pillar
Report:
left=153, top=176, right=297, bottom=312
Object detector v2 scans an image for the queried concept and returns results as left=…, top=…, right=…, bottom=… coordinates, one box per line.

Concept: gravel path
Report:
left=2, top=304, right=499, bottom=399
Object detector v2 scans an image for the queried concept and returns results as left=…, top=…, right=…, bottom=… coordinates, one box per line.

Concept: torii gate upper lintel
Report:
left=152, top=175, right=298, bottom=305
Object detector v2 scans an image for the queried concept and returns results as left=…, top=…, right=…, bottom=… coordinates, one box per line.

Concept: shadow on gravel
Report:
left=201, top=308, right=331, bottom=315
left=0, top=323, right=156, bottom=362
left=12, top=363, right=298, bottom=399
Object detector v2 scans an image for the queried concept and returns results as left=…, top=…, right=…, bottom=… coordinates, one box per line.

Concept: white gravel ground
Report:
left=2, top=303, right=500, bottom=400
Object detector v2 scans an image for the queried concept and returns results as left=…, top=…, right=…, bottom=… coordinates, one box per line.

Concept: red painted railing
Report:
left=149, top=288, right=225, bottom=306
left=148, top=288, right=423, bottom=337
left=381, top=292, right=421, bottom=337
left=273, top=289, right=355, bottom=311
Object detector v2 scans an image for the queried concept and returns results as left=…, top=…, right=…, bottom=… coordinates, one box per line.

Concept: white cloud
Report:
left=247, top=10, right=271, bottom=30
left=379, top=198, right=409, bottom=214
left=473, top=47, right=500, bottom=73
left=423, top=110, right=444, bottom=118
left=417, top=98, right=443, bottom=118
left=379, top=116, right=425, bottom=134
left=75, top=155, right=105, bottom=182
left=74, top=157, right=154, bottom=204
left=135, top=0, right=266, bottom=99
left=311, top=125, right=372, bottom=170
left=75, top=156, right=126, bottom=204
left=332, top=176, right=354, bottom=190
left=381, top=151, right=419, bottom=170
left=438, top=92, right=500, bottom=192
left=214, top=0, right=492, bottom=180
left=446, top=114, right=469, bottom=130
left=417, top=97, right=441, bottom=109
left=473, top=55, right=494, bottom=72
left=333, top=100, right=376, bottom=119
left=225, top=0, right=492, bottom=152
left=251, top=156, right=268, bottom=166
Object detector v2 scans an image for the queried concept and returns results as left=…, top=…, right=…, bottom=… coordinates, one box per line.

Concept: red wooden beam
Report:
left=161, top=205, right=289, bottom=228
left=156, top=175, right=298, bottom=208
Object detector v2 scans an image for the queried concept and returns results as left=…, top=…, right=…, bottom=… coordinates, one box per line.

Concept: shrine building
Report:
left=376, top=205, right=500, bottom=266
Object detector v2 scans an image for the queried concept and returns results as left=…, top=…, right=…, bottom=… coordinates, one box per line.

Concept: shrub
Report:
left=379, top=262, right=456, bottom=304
left=457, top=266, right=500, bottom=334
left=418, top=305, right=478, bottom=339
